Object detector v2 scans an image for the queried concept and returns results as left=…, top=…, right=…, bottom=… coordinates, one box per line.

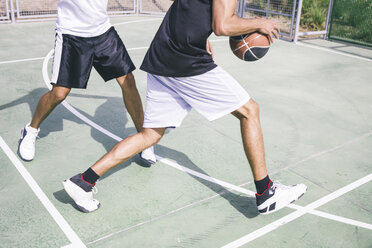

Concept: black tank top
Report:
left=140, top=0, right=217, bottom=77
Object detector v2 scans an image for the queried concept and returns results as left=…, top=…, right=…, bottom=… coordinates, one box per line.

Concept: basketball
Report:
left=229, top=32, right=270, bottom=61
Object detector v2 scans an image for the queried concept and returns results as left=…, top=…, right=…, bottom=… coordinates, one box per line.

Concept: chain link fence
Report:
left=12, top=0, right=138, bottom=21
left=139, top=0, right=172, bottom=14
left=0, top=0, right=10, bottom=23
left=15, top=0, right=57, bottom=20
left=238, top=0, right=298, bottom=40
left=1, top=0, right=336, bottom=45
left=4, top=0, right=171, bottom=22
left=328, top=0, right=372, bottom=47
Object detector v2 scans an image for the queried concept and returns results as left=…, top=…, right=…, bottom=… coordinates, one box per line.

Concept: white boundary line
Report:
left=112, top=18, right=162, bottom=26
left=272, top=131, right=372, bottom=175
left=0, top=18, right=161, bottom=66
left=222, top=173, right=372, bottom=248
left=1, top=16, right=368, bottom=247
left=87, top=191, right=223, bottom=245
left=0, top=137, right=86, bottom=248
left=297, top=41, right=372, bottom=62
left=0, top=56, right=45, bottom=65
left=41, top=48, right=372, bottom=244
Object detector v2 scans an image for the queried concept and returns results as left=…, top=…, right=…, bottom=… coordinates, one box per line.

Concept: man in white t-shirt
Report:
left=18, top=0, right=156, bottom=165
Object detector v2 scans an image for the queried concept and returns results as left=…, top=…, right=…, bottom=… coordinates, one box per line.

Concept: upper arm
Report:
left=212, top=0, right=237, bottom=36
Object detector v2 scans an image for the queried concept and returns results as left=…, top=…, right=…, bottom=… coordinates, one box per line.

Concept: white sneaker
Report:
left=256, top=181, right=307, bottom=215
left=62, top=174, right=100, bottom=213
left=18, top=123, right=40, bottom=161
left=139, top=146, right=157, bottom=166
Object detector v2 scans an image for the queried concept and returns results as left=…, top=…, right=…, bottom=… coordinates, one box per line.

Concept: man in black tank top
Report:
left=140, top=0, right=217, bottom=77
left=64, top=0, right=307, bottom=216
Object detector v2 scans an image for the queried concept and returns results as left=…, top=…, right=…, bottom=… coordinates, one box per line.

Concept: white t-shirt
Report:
left=56, top=0, right=111, bottom=37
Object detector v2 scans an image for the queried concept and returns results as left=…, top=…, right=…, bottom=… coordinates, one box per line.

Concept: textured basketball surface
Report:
left=229, top=33, right=270, bottom=61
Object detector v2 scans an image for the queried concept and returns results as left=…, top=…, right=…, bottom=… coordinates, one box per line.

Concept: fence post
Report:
left=289, top=0, right=298, bottom=39
left=9, top=0, right=15, bottom=23
left=324, top=0, right=333, bottom=40
left=136, top=0, right=140, bottom=15
left=293, top=0, right=303, bottom=43
left=266, top=0, right=270, bottom=19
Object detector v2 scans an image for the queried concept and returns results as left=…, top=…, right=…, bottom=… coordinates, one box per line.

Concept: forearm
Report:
left=214, top=15, right=263, bottom=36
left=212, top=0, right=279, bottom=41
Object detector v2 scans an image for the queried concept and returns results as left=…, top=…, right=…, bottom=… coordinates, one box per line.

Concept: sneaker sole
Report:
left=259, top=187, right=307, bottom=215
left=138, top=153, right=156, bottom=167
left=62, top=180, right=100, bottom=213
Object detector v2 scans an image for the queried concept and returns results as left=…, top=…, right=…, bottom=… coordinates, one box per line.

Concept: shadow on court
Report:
left=156, top=145, right=259, bottom=219
left=54, top=141, right=259, bottom=218
left=85, top=95, right=259, bottom=217
left=85, top=95, right=259, bottom=218
left=0, top=88, right=85, bottom=138
left=3, top=90, right=259, bottom=218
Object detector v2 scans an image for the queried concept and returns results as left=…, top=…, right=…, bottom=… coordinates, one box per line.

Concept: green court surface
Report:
left=0, top=16, right=371, bottom=248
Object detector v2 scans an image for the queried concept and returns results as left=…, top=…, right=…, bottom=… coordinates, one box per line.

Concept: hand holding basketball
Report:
left=256, top=18, right=280, bottom=43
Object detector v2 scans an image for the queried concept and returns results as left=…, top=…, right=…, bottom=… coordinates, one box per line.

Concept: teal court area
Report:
left=0, top=16, right=371, bottom=247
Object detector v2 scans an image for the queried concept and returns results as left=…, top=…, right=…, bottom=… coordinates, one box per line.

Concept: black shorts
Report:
left=51, top=27, right=136, bottom=89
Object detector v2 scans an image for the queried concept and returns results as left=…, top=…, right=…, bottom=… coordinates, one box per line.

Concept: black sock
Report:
left=254, top=175, right=271, bottom=195
left=82, top=168, right=100, bottom=185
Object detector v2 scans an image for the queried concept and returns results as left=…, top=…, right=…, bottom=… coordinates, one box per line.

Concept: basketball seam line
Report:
left=242, top=34, right=263, bottom=60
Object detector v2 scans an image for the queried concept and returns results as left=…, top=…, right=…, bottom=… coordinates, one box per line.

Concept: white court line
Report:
left=87, top=190, right=223, bottom=245
left=37, top=20, right=372, bottom=243
left=0, top=56, right=45, bottom=65
left=40, top=49, right=372, bottom=244
left=297, top=41, right=372, bottom=62
left=156, top=156, right=372, bottom=231
left=112, top=18, right=162, bottom=27
left=44, top=47, right=372, bottom=232
left=0, top=137, right=86, bottom=248
left=0, top=18, right=160, bottom=66
left=273, top=131, right=372, bottom=175
left=222, top=173, right=372, bottom=248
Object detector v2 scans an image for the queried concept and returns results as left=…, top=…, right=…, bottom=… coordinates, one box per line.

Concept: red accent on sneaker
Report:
left=255, top=180, right=272, bottom=196
left=80, top=173, right=96, bottom=186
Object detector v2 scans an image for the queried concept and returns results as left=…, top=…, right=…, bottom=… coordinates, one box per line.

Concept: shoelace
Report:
left=23, top=127, right=39, bottom=143
left=92, top=179, right=99, bottom=194
left=271, top=181, right=291, bottom=190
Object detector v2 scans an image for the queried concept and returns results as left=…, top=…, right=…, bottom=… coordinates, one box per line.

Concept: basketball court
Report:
left=0, top=16, right=371, bottom=247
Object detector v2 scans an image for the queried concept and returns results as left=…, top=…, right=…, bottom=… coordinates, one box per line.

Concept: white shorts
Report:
left=143, top=66, right=250, bottom=128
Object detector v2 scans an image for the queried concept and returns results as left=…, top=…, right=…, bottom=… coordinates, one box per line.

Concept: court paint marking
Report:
left=156, top=156, right=372, bottom=231
left=0, top=39, right=226, bottom=65
left=272, top=131, right=372, bottom=176
left=0, top=18, right=158, bottom=66
left=0, top=137, right=86, bottom=248
left=297, top=41, right=372, bottom=62
left=42, top=46, right=372, bottom=242
left=87, top=190, right=224, bottom=245
left=222, top=173, right=372, bottom=248
left=87, top=176, right=372, bottom=245
left=112, top=17, right=162, bottom=27
left=43, top=48, right=372, bottom=232
left=0, top=56, right=45, bottom=65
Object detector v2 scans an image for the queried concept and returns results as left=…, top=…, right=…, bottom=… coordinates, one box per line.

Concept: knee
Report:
left=50, top=86, right=70, bottom=103
left=117, top=73, right=136, bottom=90
left=141, top=128, right=165, bottom=147
left=233, top=99, right=260, bottom=120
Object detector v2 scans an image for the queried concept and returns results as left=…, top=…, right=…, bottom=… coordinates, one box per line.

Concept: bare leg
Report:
left=116, top=73, right=144, bottom=132
left=91, top=127, right=165, bottom=176
left=30, top=85, right=71, bottom=129
left=232, top=99, right=268, bottom=181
